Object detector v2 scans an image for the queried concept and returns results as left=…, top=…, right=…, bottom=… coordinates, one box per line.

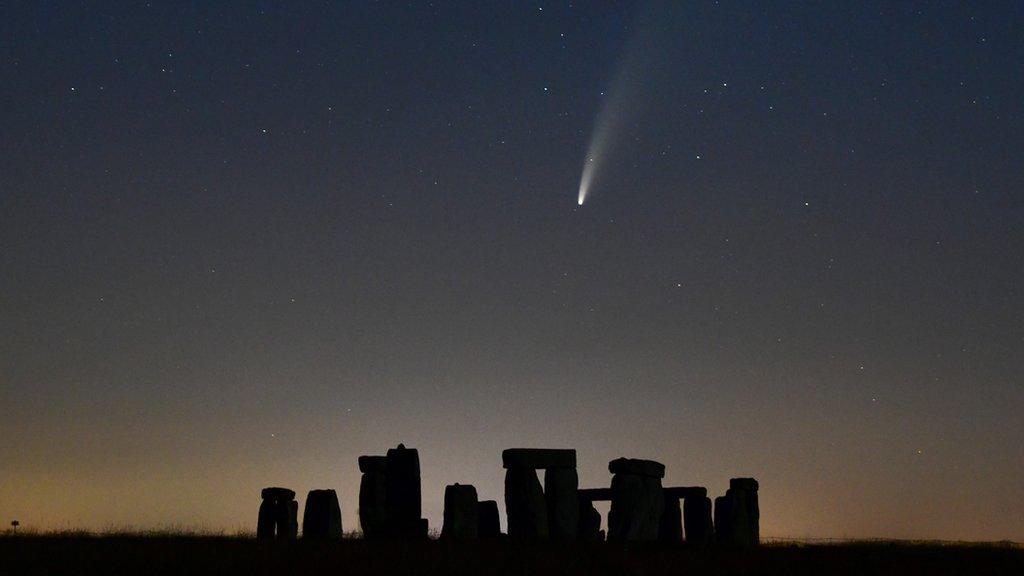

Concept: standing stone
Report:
left=731, top=478, right=759, bottom=545
left=504, top=467, right=549, bottom=540
left=607, top=459, right=665, bottom=542
left=284, top=500, right=299, bottom=539
left=714, top=495, right=732, bottom=544
left=257, top=487, right=297, bottom=541
left=385, top=444, right=423, bottom=537
left=273, top=499, right=294, bottom=539
left=477, top=500, right=501, bottom=538
left=358, top=456, right=388, bottom=538
left=358, top=446, right=428, bottom=539
left=544, top=467, right=579, bottom=540
left=716, top=478, right=759, bottom=546
left=441, top=483, right=479, bottom=539
left=729, top=490, right=749, bottom=545
left=658, top=495, right=683, bottom=543
left=257, top=499, right=276, bottom=540
left=715, top=490, right=752, bottom=546
left=303, top=489, right=343, bottom=539
left=577, top=497, right=603, bottom=541
left=683, top=496, right=714, bottom=544
left=328, top=493, right=344, bottom=537
left=273, top=500, right=290, bottom=539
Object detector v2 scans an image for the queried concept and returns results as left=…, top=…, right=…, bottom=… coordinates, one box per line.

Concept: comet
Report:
left=576, top=85, right=621, bottom=207
left=576, top=3, right=668, bottom=207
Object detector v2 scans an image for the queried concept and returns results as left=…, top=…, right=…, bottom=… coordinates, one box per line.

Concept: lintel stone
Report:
left=663, top=486, right=707, bottom=500
left=577, top=488, right=612, bottom=501
left=730, top=478, right=759, bottom=491
left=502, top=448, right=576, bottom=469
left=608, top=458, right=665, bottom=479
left=358, top=455, right=388, bottom=473
left=261, top=487, right=296, bottom=501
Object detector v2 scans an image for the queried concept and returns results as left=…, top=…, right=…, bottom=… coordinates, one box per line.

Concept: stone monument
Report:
left=257, top=487, right=297, bottom=540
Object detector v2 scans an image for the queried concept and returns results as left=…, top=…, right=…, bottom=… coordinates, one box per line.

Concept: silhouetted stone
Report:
left=544, top=467, right=579, bottom=540
left=258, top=486, right=298, bottom=540
left=502, top=448, right=576, bottom=469
left=414, top=518, right=429, bottom=538
left=303, top=489, right=343, bottom=539
left=441, top=483, right=479, bottom=539
left=359, top=464, right=388, bottom=538
left=477, top=500, right=501, bottom=538
left=658, top=495, right=683, bottom=543
left=714, top=495, right=731, bottom=544
left=730, top=478, right=759, bottom=492
left=389, top=518, right=429, bottom=539
left=256, top=499, right=276, bottom=540
left=658, top=486, right=713, bottom=544
left=261, top=487, right=296, bottom=501
left=272, top=500, right=290, bottom=539
left=577, top=488, right=612, bottom=501
left=716, top=478, right=759, bottom=546
left=577, top=497, right=603, bottom=541
left=608, top=458, right=665, bottom=478
left=683, top=495, right=714, bottom=544
left=284, top=500, right=299, bottom=539
left=504, top=467, right=548, bottom=540
left=663, top=486, right=707, bottom=500
left=272, top=499, right=296, bottom=539
left=607, top=459, right=665, bottom=541
left=385, top=444, right=422, bottom=534
left=746, top=494, right=759, bottom=545
left=732, top=478, right=759, bottom=545
left=726, top=491, right=748, bottom=545
left=358, top=455, right=387, bottom=474
left=358, top=445, right=429, bottom=539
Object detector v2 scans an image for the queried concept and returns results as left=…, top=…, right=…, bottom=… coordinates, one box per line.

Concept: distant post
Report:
left=11, top=520, right=19, bottom=534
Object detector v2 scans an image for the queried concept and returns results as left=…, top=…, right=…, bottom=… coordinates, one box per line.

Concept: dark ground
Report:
left=0, top=536, right=1021, bottom=576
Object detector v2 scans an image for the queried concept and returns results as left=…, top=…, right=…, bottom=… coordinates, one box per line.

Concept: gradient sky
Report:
left=2, top=1, right=1022, bottom=541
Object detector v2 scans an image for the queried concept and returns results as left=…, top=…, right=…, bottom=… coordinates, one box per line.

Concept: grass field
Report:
left=1, top=536, right=1021, bottom=575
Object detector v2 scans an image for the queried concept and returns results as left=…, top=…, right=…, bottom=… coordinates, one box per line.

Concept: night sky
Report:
left=2, top=1, right=1022, bottom=541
